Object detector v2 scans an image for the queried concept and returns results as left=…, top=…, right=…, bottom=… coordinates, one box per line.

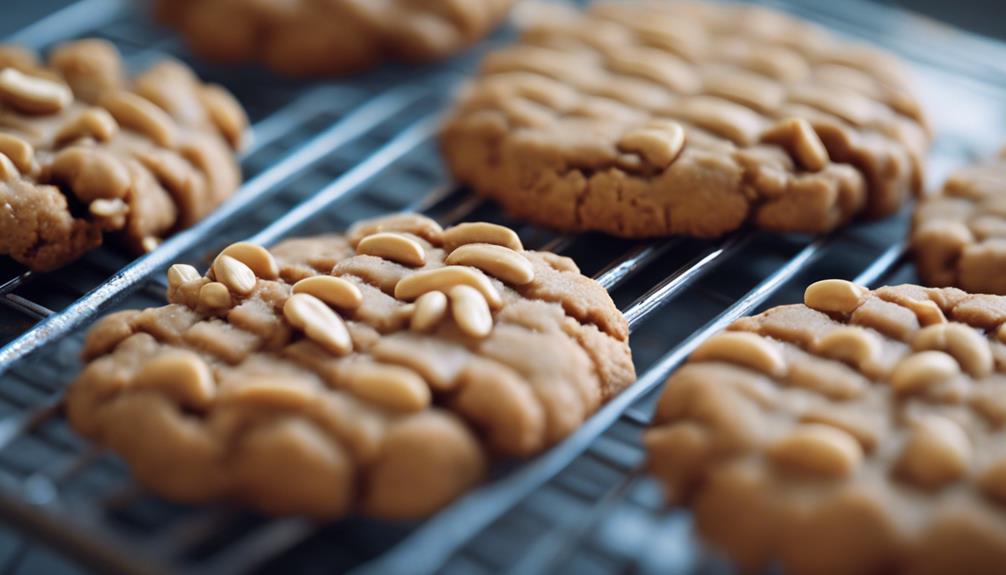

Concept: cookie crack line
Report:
left=0, top=39, right=248, bottom=272
left=441, top=1, right=927, bottom=239
left=646, top=278, right=1006, bottom=575
left=67, top=213, right=635, bottom=519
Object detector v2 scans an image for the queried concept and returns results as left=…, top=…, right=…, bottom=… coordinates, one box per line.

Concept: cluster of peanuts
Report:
left=646, top=279, right=1006, bottom=572
left=655, top=279, right=1006, bottom=491
left=0, top=40, right=245, bottom=270
left=161, top=220, right=539, bottom=413
left=360, top=222, right=535, bottom=338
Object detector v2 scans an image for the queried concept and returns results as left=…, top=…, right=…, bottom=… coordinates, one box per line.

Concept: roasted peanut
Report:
left=198, top=281, right=232, bottom=308
left=100, top=90, right=175, bottom=147
left=0, top=68, right=72, bottom=114
left=342, top=362, right=431, bottom=412
left=0, top=133, right=34, bottom=173
left=395, top=266, right=502, bottom=308
left=167, top=263, right=201, bottom=289
left=449, top=285, right=494, bottom=338
left=219, top=242, right=279, bottom=280
left=691, top=331, right=786, bottom=376
left=768, top=424, right=862, bottom=477
left=896, top=415, right=970, bottom=488
left=445, top=243, right=535, bottom=285
left=443, top=222, right=523, bottom=253
left=761, top=117, right=829, bottom=171
left=54, top=108, right=118, bottom=144
left=357, top=232, right=426, bottom=267
left=913, top=322, right=993, bottom=378
left=212, top=254, right=257, bottom=296
left=815, top=326, right=880, bottom=369
left=292, top=276, right=363, bottom=310
left=132, top=350, right=215, bottom=408
left=616, top=120, right=686, bottom=169
left=411, top=291, right=448, bottom=332
left=890, top=351, right=960, bottom=395
left=804, top=279, right=866, bottom=315
left=283, top=293, right=353, bottom=356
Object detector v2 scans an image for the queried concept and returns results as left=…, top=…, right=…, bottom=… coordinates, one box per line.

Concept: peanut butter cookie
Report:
left=646, top=279, right=1006, bottom=575
left=913, top=149, right=1006, bottom=294
left=441, top=1, right=929, bottom=238
left=0, top=40, right=247, bottom=271
left=68, top=214, right=634, bottom=518
left=156, top=0, right=516, bottom=77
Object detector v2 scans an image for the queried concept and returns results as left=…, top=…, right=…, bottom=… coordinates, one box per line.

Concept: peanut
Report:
left=395, top=266, right=502, bottom=309
left=449, top=284, right=494, bottom=338
left=913, top=322, right=993, bottom=378
left=0, top=133, right=34, bottom=173
left=283, top=293, right=353, bottom=356
left=292, top=276, right=363, bottom=310
left=445, top=243, right=535, bottom=285
left=443, top=222, right=524, bottom=253
left=411, top=291, right=448, bottom=332
left=0, top=68, right=72, bottom=114
left=54, top=108, right=118, bottom=144
left=89, top=198, right=129, bottom=219
left=219, top=242, right=278, bottom=280
left=198, top=281, right=232, bottom=308
left=890, top=351, right=960, bottom=395
left=132, top=350, right=215, bottom=408
left=211, top=254, right=257, bottom=296
left=167, top=263, right=201, bottom=290
left=691, top=331, right=786, bottom=376
left=342, top=362, right=431, bottom=412
left=762, top=117, right=829, bottom=172
left=896, top=415, right=970, bottom=489
left=357, top=232, right=426, bottom=267
left=814, top=326, right=880, bottom=369
left=100, top=90, right=176, bottom=147
left=768, top=424, right=862, bottom=477
left=616, top=120, right=686, bottom=169
left=804, top=279, right=866, bottom=315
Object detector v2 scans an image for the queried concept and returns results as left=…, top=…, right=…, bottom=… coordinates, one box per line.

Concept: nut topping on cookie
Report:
left=0, top=39, right=246, bottom=271
left=69, top=214, right=634, bottom=518
left=357, top=232, right=427, bottom=267
left=646, top=281, right=1006, bottom=575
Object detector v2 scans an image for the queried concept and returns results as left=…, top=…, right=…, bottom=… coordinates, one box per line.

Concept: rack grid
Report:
left=0, top=0, right=1004, bottom=573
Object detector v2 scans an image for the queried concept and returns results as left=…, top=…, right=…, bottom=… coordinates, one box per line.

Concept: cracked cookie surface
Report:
left=68, top=214, right=634, bottom=518
left=441, top=1, right=929, bottom=238
left=157, top=0, right=516, bottom=77
left=913, top=149, right=1006, bottom=294
left=646, top=279, right=1006, bottom=575
left=0, top=40, right=247, bottom=271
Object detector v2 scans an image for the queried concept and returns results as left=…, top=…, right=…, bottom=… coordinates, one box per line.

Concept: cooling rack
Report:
left=0, top=0, right=1004, bottom=573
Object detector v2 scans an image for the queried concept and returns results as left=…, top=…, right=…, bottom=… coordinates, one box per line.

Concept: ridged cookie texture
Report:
left=68, top=214, right=634, bottom=518
left=913, top=148, right=1006, bottom=294
left=0, top=39, right=247, bottom=271
left=157, top=0, right=516, bottom=77
left=646, top=279, right=1006, bottom=575
left=441, top=1, right=929, bottom=238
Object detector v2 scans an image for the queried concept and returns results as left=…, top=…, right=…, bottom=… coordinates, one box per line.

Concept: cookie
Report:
left=913, top=149, right=1006, bottom=294
left=156, top=0, right=516, bottom=77
left=67, top=214, right=634, bottom=518
left=441, top=1, right=929, bottom=238
left=0, top=40, right=247, bottom=271
left=645, top=279, right=1006, bottom=575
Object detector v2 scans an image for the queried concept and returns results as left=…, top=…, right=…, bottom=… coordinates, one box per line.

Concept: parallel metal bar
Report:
left=6, top=0, right=125, bottom=48
left=1, top=296, right=53, bottom=320
left=247, top=115, right=438, bottom=246
left=854, top=242, right=908, bottom=287
left=0, top=85, right=427, bottom=374
left=622, top=234, right=746, bottom=330
left=356, top=239, right=826, bottom=575
left=594, top=240, right=678, bottom=291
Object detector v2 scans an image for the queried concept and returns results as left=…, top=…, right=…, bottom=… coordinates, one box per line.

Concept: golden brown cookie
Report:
left=156, top=0, right=516, bottom=77
left=68, top=214, right=634, bottom=518
left=913, top=149, right=1006, bottom=294
left=441, top=1, right=929, bottom=238
left=645, top=279, right=1006, bottom=575
left=0, top=39, right=247, bottom=271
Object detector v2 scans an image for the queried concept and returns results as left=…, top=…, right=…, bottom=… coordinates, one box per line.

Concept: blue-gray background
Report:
left=3, top=0, right=1006, bottom=41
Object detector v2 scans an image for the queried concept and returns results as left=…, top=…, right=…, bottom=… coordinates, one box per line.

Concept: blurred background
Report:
left=4, top=0, right=1006, bottom=41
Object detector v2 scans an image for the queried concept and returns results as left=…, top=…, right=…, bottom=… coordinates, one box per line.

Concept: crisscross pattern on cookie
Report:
left=646, top=279, right=1006, bottom=575
left=68, top=214, right=634, bottom=518
left=157, top=0, right=516, bottom=76
left=442, top=1, right=929, bottom=238
left=913, top=149, right=1006, bottom=294
left=0, top=40, right=247, bottom=271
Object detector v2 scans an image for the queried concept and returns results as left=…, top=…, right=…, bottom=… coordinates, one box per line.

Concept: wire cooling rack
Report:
left=0, top=0, right=1004, bottom=573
